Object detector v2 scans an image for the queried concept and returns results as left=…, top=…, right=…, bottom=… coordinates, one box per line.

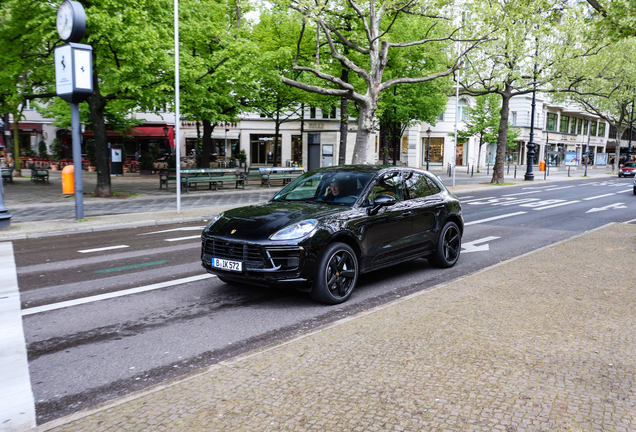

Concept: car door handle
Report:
left=435, top=204, right=445, bottom=209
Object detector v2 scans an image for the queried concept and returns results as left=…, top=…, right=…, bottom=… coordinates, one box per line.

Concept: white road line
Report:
left=0, top=242, right=36, bottom=430
left=502, top=191, right=542, bottom=196
left=617, top=189, right=633, bottom=193
left=165, top=235, right=202, bottom=242
left=78, top=245, right=130, bottom=253
left=139, top=226, right=206, bottom=236
left=545, top=185, right=576, bottom=191
left=464, top=212, right=527, bottom=226
left=22, top=274, right=216, bottom=316
left=532, top=201, right=581, bottom=211
left=460, top=197, right=495, bottom=203
left=583, top=193, right=616, bottom=201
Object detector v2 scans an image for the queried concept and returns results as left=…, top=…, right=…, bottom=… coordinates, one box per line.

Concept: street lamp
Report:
left=225, top=128, right=229, bottom=166
left=524, top=35, right=539, bottom=181
left=628, top=100, right=634, bottom=162
left=425, top=127, right=432, bottom=171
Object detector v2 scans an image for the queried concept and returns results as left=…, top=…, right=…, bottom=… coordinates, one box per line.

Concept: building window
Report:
left=591, top=121, right=597, bottom=136
left=577, top=118, right=584, bottom=135
left=310, top=107, right=317, bottom=119
left=570, top=118, right=578, bottom=135
left=422, top=137, right=444, bottom=164
left=546, top=113, right=558, bottom=131
left=598, top=122, right=606, bottom=137
left=510, top=112, right=517, bottom=126
left=322, top=107, right=337, bottom=119
left=583, top=119, right=589, bottom=135
left=437, top=113, right=444, bottom=121
left=559, top=115, right=570, bottom=133
left=457, top=99, right=468, bottom=121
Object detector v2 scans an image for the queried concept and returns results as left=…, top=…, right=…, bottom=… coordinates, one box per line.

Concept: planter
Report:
left=88, top=165, right=96, bottom=172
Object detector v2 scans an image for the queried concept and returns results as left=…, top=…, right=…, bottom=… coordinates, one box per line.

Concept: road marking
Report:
left=462, top=236, right=500, bottom=253
left=502, top=191, right=542, bottom=196
left=545, top=185, right=576, bottom=191
left=95, top=260, right=168, bottom=274
left=583, top=193, right=616, bottom=201
left=464, top=212, right=527, bottom=226
left=165, top=235, right=202, bottom=242
left=460, top=196, right=495, bottom=203
left=79, top=245, right=130, bottom=253
left=139, top=226, right=206, bottom=235
left=532, top=201, right=581, bottom=211
left=0, top=242, right=36, bottom=430
left=587, top=203, right=627, bottom=213
left=21, top=274, right=216, bottom=316
left=617, top=189, right=633, bottom=193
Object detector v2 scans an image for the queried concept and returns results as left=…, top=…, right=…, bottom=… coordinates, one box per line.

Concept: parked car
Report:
left=633, top=176, right=636, bottom=195
left=200, top=165, right=463, bottom=304
left=618, top=162, right=636, bottom=177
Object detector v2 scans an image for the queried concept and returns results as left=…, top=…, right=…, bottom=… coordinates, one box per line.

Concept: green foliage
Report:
left=237, top=149, right=247, bottom=163
left=38, top=140, right=48, bottom=159
left=50, top=138, right=64, bottom=161
left=166, top=154, right=176, bottom=169
left=21, top=144, right=34, bottom=158
left=139, top=151, right=154, bottom=171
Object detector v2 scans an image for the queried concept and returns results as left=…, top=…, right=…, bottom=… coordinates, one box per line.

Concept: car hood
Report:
left=205, top=201, right=350, bottom=241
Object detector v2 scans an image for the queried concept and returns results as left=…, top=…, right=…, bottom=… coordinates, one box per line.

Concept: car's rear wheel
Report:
left=429, top=221, right=461, bottom=268
left=633, top=186, right=636, bottom=195
left=310, top=242, right=358, bottom=305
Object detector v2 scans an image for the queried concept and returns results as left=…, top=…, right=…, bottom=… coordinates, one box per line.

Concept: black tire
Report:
left=310, top=242, right=358, bottom=305
left=429, top=221, right=461, bottom=268
left=633, top=186, right=636, bottom=195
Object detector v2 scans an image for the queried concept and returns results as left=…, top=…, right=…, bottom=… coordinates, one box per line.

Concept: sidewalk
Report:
left=0, top=164, right=616, bottom=241
left=33, top=222, right=636, bottom=431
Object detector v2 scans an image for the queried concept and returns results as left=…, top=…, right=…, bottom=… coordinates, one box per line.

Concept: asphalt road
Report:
left=13, top=176, right=636, bottom=424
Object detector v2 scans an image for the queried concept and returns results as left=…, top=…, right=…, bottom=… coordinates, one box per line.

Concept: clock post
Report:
left=54, top=0, right=92, bottom=220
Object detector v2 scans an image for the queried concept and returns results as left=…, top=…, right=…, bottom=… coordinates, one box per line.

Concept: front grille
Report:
left=266, top=248, right=303, bottom=271
left=204, top=239, right=266, bottom=268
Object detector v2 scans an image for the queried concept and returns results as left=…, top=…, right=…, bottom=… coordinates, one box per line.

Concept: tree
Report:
left=461, top=0, right=599, bottom=183
left=453, top=94, right=500, bottom=172
left=585, top=0, right=636, bottom=39
left=279, top=0, right=478, bottom=164
left=179, top=0, right=256, bottom=169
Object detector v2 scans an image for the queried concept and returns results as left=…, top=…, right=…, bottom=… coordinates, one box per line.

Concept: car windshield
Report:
left=272, top=171, right=375, bottom=206
left=624, top=162, right=636, bottom=168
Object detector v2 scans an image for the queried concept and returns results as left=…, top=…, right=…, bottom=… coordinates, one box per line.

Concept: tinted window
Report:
left=403, top=172, right=441, bottom=199
left=369, top=172, right=404, bottom=202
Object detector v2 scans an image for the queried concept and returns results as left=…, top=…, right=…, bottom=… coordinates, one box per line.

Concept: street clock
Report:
left=56, top=1, right=86, bottom=43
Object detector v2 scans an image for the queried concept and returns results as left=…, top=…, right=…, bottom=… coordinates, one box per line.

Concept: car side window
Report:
left=403, top=172, right=441, bottom=199
left=367, top=172, right=404, bottom=204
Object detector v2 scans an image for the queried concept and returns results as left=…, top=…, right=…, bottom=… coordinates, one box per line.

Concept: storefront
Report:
left=82, top=124, right=174, bottom=159
left=250, top=134, right=281, bottom=166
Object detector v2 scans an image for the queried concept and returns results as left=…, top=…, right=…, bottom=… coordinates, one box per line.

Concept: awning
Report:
left=9, top=122, right=43, bottom=132
left=184, top=132, right=239, bottom=140
left=83, top=125, right=175, bottom=147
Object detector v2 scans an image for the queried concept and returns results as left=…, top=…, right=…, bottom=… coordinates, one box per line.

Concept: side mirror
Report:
left=368, top=194, right=397, bottom=215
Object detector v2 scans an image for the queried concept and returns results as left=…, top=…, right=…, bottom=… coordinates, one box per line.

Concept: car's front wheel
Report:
left=429, top=221, right=461, bottom=268
left=311, top=242, right=358, bottom=305
left=633, top=186, right=636, bottom=195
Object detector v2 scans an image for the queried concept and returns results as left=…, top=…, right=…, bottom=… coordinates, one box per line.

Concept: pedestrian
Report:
left=610, top=156, right=615, bottom=173
left=134, top=150, right=140, bottom=162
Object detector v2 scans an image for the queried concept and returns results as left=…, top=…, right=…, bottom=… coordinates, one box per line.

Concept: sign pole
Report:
left=70, top=103, right=84, bottom=219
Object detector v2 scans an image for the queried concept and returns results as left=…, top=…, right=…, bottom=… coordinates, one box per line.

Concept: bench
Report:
left=1, top=167, right=13, bottom=183
left=183, top=168, right=244, bottom=192
left=29, top=164, right=49, bottom=183
left=259, top=167, right=305, bottom=188
left=241, top=167, right=264, bottom=187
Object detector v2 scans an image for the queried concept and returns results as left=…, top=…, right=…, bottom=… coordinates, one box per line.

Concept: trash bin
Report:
left=62, top=165, right=74, bottom=194
left=539, top=160, right=546, bottom=171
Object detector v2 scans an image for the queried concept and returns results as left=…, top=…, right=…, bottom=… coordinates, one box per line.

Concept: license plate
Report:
left=213, top=257, right=242, bottom=272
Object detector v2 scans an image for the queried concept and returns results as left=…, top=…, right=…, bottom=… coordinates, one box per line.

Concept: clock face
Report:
left=57, top=1, right=73, bottom=41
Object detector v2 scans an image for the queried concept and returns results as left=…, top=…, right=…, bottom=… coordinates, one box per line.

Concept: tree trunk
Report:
left=86, top=75, right=112, bottom=197
left=491, top=90, right=511, bottom=184
left=12, top=117, right=21, bottom=175
left=273, top=109, right=281, bottom=167
left=352, top=102, right=375, bottom=164
left=476, top=135, right=483, bottom=172
left=200, top=120, right=213, bottom=168
left=338, top=69, right=349, bottom=166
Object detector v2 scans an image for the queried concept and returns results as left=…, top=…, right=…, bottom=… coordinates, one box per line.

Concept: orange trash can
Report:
left=62, top=165, right=74, bottom=194
left=539, top=160, right=546, bottom=171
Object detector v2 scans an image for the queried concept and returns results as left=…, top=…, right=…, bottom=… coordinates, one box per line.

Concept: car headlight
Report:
left=270, top=219, right=318, bottom=240
left=205, top=213, right=224, bottom=230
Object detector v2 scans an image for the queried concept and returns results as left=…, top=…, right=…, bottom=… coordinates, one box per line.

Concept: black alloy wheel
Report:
left=429, top=221, right=461, bottom=268
left=311, top=242, right=359, bottom=305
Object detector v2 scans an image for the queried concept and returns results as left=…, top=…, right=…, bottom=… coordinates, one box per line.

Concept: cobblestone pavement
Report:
left=37, top=223, right=636, bottom=432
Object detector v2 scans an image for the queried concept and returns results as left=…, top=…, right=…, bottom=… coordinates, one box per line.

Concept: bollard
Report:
left=568, top=166, right=571, bottom=177
left=514, top=165, right=517, bottom=179
left=62, top=165, right=75, bottom=194
left=471, top=165, right=474, bottom=177
left=487, top=163, right=490, bottom=176
left=507, top=163, right=510, bottom=175
left=467, top=164, right=470, bottom=175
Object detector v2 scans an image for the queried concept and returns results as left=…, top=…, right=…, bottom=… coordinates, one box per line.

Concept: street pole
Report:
left=585, top=118, right=592, bottom=177
left=174, top=0, right=181, bottom=213
left=628, top=100, right=634, bottom=161
left=225, top=128, right=229, bottom=166
left=0, top=121, right=11, bottom=230
left=426, top=127, right=431, bottom=171
left=71, top=103, right=84, bottom=219
left=525, top=36, right=539, bottom=181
